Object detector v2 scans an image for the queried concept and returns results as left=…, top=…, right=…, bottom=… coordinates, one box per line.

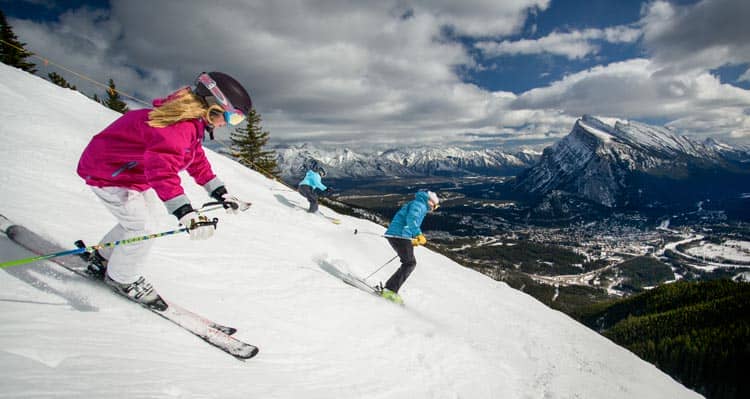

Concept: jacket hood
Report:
left=415, top=191, right=430, bottom=203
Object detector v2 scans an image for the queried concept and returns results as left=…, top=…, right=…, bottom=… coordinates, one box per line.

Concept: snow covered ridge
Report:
left=0, top=64, right=701, bottom=398
left=271, top=143, right=541, bottom=179
left=514, top=115, right=750, bottom=209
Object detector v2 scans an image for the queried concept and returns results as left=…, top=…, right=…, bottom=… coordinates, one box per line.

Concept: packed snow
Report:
left=577, top=118, right=614, bottom=143
left=685, top=240, right=750, bottom=264
left=0, top=64, right=701, bottom=398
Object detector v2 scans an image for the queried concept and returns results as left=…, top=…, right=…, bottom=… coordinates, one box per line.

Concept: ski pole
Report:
left=1, top=218, right=218, bottom=269
left=0, top=244, right=95, bottom=269
left=364, top=255, right=399, bottom=280
left=0, top=200, right=229, bottom=269
left=200, top=199, right=252, bottom=213
left=0, top=224, right=198, bottom=269
left=354, top=229, right=414, bottom=242
left=353, top=229, right=385, bottom=238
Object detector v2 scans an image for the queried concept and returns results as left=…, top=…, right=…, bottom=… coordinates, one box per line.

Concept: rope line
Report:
left=0, top=38, right=150, bottom=106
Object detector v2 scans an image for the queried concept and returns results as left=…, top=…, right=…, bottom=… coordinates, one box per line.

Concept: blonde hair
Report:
left=147, top=87, right=217, bottom=128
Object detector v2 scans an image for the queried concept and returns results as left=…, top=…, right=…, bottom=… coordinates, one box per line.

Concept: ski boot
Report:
left=84, top=250, right=108, bottom=279
left=104, top=275, right=168, bottom=311
left=74, top=240, right=108, bottom=279
left=380, top=288, right=404, bottom=306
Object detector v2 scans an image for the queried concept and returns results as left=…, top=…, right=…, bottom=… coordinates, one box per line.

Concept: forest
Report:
left=576, top=280, right=750, bottom=399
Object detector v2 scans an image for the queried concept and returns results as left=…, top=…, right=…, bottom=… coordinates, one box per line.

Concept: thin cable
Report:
left=0, top=38, right=150, bottom=106
left=2, top=38, right=365, bottom=219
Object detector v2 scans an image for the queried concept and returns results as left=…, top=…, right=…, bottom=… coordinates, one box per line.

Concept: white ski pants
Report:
left=91, top=186, right=156, bottom=284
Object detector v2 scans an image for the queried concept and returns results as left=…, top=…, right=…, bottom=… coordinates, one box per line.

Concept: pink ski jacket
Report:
left=77, top=98, right=216, bottom=204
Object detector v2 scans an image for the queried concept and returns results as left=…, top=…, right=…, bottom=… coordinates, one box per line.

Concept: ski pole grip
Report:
left=200, top=200, right=239, bottom=212
left=191, top=217, right=219, bottom=230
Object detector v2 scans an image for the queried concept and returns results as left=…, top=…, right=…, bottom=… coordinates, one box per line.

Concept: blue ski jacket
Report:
left=385, top=191, right=430, bottom=239
left=298, top=170, right=327, bottom=191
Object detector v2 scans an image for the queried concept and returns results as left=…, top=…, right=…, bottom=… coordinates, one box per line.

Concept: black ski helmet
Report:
left=194, top=71, right=252, bottom=115
left=307, top=159, right=326, bottom=176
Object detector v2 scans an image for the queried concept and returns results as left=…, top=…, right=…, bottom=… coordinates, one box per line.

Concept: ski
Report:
left=73, top=240, right=238, bottom=336
left=341, top=271, right=405, bottom=305
left=317, top=258, right=403, bottom=304
left=340, top=272, right=380, bottom=295
left=284, top=199, right=342, bottom=224
left=317, top=211, right=342, bottom=225
left=1, top=215, right=258, bottom=360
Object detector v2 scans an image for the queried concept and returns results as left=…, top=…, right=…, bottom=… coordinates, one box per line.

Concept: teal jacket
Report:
left=385, top=191, right=429, bottom=239
left=299, top=170, right=327, bottom=191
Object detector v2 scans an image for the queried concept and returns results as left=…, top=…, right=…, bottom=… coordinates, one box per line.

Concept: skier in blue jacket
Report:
left=381, top=190, right=440, bottom=304
left=298, top=162, right=331, bottom=213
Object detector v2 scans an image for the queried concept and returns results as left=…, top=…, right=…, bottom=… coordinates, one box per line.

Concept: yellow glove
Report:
left=412, top=234, right=427, bottom=247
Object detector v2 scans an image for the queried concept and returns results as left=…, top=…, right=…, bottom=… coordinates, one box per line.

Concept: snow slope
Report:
left=0, top=64, right=700, bottom=398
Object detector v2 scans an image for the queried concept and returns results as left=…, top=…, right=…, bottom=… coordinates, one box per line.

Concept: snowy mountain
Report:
left=513, top=115, right=750, bottom=209
left=0, top=64, right=701, bottom=398
left=273, top=143, right=539, bottom=179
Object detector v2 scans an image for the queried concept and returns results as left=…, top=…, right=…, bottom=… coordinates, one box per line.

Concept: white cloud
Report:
left=640, top=0, right=750, bottom=73
left=475, top=26, right=641, bottom=60
left=10, top=8, right=174, bottom=106
left=667, top=109, right=750, bottom=140
left=6, top=0, right=750, bottom=147
left=512, top=58, right=750, bottom=140
left=10, top=0, right=552, bottom=144
left=738, top=68, right=750, bottom=82
left=408, top=0, right=550, bottom=37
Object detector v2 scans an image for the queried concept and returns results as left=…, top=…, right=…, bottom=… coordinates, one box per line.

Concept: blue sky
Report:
left=465, top=0, right=646, bottom=94
left=2, top=0, right=749, bottom=148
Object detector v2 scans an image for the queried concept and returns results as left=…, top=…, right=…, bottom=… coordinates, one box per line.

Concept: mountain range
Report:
left=512, top=115, right=750, bottom=211
left=271, top=143, right=541, bottom=179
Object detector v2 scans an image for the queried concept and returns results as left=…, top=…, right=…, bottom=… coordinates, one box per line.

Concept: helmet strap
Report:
left=205, top=104, right=224, bottom=125
left=203, top=104, right=224, bottom=140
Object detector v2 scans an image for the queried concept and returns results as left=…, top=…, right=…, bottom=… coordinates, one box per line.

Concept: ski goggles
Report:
left=196, top=73, right=247, bottom=126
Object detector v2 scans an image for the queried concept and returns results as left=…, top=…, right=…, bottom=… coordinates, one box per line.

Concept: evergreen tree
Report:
left=102, top=78, right=129, bottom=113
left=92, top=93, right=101, bottom=104
left=229, top=108, right=280, bottom=178
left=48, top=72, right=76, bottom=90
left=0, top=10, right=36, bottom=73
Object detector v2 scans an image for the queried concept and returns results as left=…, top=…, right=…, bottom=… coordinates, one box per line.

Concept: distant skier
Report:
left=76, top=71, right=252, bottom=310
left=298, top=160, right=333, bottom=213
left=381, top=190, right=440, bottom=304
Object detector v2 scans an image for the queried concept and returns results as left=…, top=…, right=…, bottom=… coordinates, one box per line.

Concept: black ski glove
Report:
left=210, top=185, right=251, bottom=214
left=210, top=186, right=229, bottom=202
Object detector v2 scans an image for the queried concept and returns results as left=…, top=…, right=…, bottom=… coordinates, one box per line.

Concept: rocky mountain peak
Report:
left=514, top=116, right=750, bottom=210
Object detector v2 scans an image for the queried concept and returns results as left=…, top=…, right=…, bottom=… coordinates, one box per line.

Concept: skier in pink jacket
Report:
left=77, top=72, right=252, bottom=310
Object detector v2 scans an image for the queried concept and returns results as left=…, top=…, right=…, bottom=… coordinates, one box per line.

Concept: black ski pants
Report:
left=385, top=237, right=417, bottom=293
left=298, top=184, right=318, bottom=213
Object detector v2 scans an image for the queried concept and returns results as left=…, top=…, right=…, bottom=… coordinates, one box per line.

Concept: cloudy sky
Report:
left=2, top=0, right=750, bottom=149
